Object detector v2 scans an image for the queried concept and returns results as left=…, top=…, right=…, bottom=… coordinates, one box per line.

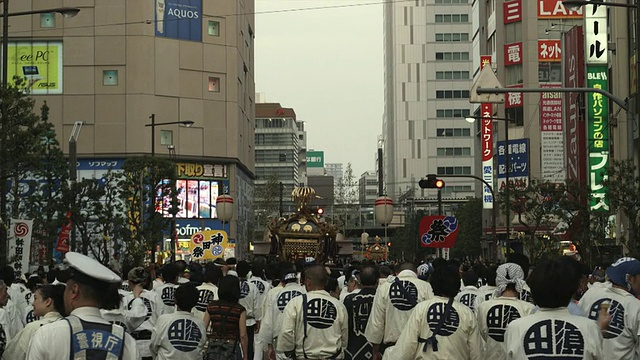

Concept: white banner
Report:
left=8, top=219, right=33, bottom=274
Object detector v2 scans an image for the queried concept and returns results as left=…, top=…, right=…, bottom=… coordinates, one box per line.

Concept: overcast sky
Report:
left=255, top=0, right=384, bottom=178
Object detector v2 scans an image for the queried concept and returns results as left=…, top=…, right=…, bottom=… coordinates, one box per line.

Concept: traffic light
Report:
left=419, top=175, right=445, bottom=189
left=387, top=241, right=392, bottom=247
left=316, top=207, right=324, bottom=216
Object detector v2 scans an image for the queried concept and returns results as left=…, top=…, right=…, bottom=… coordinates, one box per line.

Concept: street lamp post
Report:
left=466, top=115, right=516, bottom=254
left=144, top=114, right=193, bottom=264
left=0, top=4, right=79, bottom=264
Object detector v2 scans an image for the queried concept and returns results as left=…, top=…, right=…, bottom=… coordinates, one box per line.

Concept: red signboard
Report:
left=538, top=0, right=583, bottom=19
left=504, top=42, right=523, bottom=66
left=564, top=26, right=587, bottom=187
left=503, top=0, right=522, bottom=24
left=505, top=84, right=524, bottom=108
left=538, top=40, right=562, bottom=62
left=419, top=216, right=459, bottom=248
left=481, top=103, right=493, bottom=161
left=56, top=211, right=72, bottom=253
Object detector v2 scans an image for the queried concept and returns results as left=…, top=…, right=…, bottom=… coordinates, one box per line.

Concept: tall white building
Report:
left=382, top=0, right=476, bottom=201
left=325, top=163, right=344, bottom=183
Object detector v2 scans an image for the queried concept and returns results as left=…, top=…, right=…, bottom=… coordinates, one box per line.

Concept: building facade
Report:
left=10, top=1, right=255, bottom=258
left=255, top=103, right=302, bottom=214
left=359, top=171, right=378, bottom=205
left=325, top=163, right=344, bottom=183
left=382, top=0, right=476, bottom=203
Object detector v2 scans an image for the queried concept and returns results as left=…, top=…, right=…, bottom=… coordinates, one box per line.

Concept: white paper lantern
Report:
left=375, top=196, right=394, bottom=225
left=216, top=195, right=234, bottom=222
left=361, top=232, right=370, bottom=245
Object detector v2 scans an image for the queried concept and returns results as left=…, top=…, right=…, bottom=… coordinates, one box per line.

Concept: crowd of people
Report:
left=0, top=251, right=635, bottom=359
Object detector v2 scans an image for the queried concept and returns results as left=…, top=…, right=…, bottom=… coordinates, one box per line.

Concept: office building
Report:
left=359, top=171, right=378, bottom=205
left=326, top=163, right=344, bottom=184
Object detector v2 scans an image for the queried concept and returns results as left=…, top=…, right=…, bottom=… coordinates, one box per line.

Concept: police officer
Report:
left=365, top=262, right=434, bottom=358
left=26, top=252, right=139, bottom=359
left=277, top=265, right=347, bottom=359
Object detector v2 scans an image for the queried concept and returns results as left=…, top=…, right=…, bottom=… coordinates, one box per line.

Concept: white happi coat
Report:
left=149, top=310, right=206, bottom=360
left=260, top=283, right=305, bottom=346
left=477, top=296, right=536, bottom=360
left=26, top=307, right=140, bottom=360
left=475, top=285, right=497, bottom=310
left=505, top=307, right=603, bottom=360
left=122, top=290, right=163, bottom=358
left=276, top=290, right=348, bottom=359
left=382, top=296, right=483, bottom=360
left=364, top=270, right=434, bottom=345
left=154, top=283, right=180, bottom=314
left=239, top=278, right=262, bottom=327
left=455, top=285, right=481, bottom=313
left=2, top=311, right=62, bottom=360
left=191, top=282, right=218, bottom=322
left=578, top=285, right=640, bottom=359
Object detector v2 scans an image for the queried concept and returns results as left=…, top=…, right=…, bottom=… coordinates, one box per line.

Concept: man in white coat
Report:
left=382, top=264, right=482, bottom=360
left=505, top=257, right=603, bottom=359
left=477, top=263, right=536, bottom=360
left=578, top=257, right=640, bottom=360
left=154, top=263, right=180, bottom=314
left=364, top=262, right=434, bottom=358
left=150, top=283, right=206, bottom=359
left=455, top=270, right=481, bottom=312
left=26, top=252, right=139, bottom=359
left=236, top=260, right=262, bottom=359
left=277, top=265, right=348, bottom=359
left=192, top=265, right=221, bottom=321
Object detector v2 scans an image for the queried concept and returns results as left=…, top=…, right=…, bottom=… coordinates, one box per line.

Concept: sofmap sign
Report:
left=155, top=0, right=202, bottom=42
left=586, top=66, right=609, bottom=212
left=7, top=41, right=63, bottom=94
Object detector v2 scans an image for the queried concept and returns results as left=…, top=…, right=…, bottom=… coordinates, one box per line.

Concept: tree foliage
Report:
left=250, top=173, right=281, bottom=243
left=604, top=159, right=640, bottom=257
left=450, top=198, right=483, bottom=259
left=334, top=163, right=359, bottom=229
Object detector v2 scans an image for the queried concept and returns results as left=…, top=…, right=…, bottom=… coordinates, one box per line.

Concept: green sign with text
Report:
left=586, top=65, right=609, bottom=212
left=306, top=151, right=324, bottom=168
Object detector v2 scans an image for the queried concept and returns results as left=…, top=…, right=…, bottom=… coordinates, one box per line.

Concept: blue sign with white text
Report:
left=496, top=139, right=529, bottom=178
left=154, top=0, right=202, bottom=42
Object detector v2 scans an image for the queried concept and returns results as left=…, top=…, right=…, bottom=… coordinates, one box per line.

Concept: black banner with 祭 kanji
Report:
left=419, top=216, right=459, bottom=248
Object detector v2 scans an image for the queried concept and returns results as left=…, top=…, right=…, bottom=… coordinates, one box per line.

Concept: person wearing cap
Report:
left=578, top=257, right=640, bottom=359
left=154, top=263, right=181, bottom=314
left=261, top=263, right=305, bottom=360
left=150, top=283, right=206, bottom=360
left=505, top=257, right=603, bottom=360
left=277, top=265, right=348, bottom=360
left=122, top=267, right=163, bottom=360
left=364, top=262, right=434, bottom=358
left=476, top=263, right=535, bottom=360
left=26, top=252, right=139, bottom=359
left=3, top=284, right=65, bottom=360
left=382, top=264, right=482, bottom=360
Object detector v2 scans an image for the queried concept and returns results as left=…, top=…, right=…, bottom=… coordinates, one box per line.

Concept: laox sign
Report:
left=538, top=0, right=583, bottom=19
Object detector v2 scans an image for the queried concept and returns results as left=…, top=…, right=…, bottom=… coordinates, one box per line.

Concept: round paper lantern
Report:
left=216, top=195, right=234, bottom=222
left=361, top=232, right=369, bottom=245
left=375, top=196, right=394, bottom=225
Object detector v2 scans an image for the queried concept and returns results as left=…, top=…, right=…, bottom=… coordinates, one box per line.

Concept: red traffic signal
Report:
left=316, top=207, right=324, bottom=216
left=387, top=241, right=392, bottom=247
left=419, top=175, right=446, bottom=189
left=434, top=179, right=445, bottom=189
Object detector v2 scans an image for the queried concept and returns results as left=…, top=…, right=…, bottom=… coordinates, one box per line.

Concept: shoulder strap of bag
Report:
left=418, top=298, right=454, bottom=352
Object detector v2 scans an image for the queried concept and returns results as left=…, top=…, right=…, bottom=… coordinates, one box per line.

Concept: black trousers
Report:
left=247, top=324, right=255, bottom=359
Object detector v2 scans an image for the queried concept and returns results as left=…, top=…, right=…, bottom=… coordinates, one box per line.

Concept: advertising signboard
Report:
left=564, top=26, right=586, bottom=188
left=306, top=151, right=325, bottom=168
left=154, top=0, right=202, bottom=42
left=540, top=83, right=565, bottom=183
left=419, top=216, right=459, bottom=248
left=538, top=0, right=583, bottom=19
left=586, top=66, right=609, bottom=212
left=6, top=41, right=63, bottom=94
left=480, top=55, right=494, bottom=210
left=497, top=138, right=530, bottom=190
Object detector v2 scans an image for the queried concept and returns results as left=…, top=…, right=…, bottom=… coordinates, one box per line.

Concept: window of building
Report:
left=436, top=166, right=471, bottom=175
left=436, top=128, right=471, bottom=137
left=538, top=62, right=562, bottom=83
left=208, top=21, right=220, bottom=36
left=436, top=90, right=470, bottom=99
left=436, top=147, right=471, bottom=156
left=504, top=22, right=522, bottom=44
left=442, top=185, right=473, bottom=195
left=208, top=77, right=221, bottom=92
left=435, top=33, right=469, bottom=42
left=505, top=107, right=524, bottom=127
left=102, top=70, right=118, bottom=86
left=435, top=52, right=470, bottom=61
left=435, top=14, right=469, bottom=23
left=40, top=13, right=55, bottom=28
left=505, top=64, right=523, bottom=85
left=436, top=109, right=471, bottom=118
left=435, top=0, right=468, bottom=3
left=435, top=71, right=470, bottom=80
